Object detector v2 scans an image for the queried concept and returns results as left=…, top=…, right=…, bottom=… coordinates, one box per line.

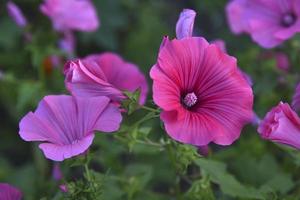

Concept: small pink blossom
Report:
left=176, top=9, right=196, bottom=39
left=7, top=1, right=27, bottom=28
left=19, top=95, right=122, bottom=161
left=258, top=102, right=300, bottom=149
left=0, top=183, right=22, bottom=200
left=150, top=37, right=253, bottom=146
left=40, top=0, right=99, bottom=32
left=64, top=53, right=148, bottom=105
left=226, top=0, right=300, bottom=48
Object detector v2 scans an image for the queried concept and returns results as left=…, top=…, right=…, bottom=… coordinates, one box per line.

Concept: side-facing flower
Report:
left=258, top=102, right=300, bottom=149
left=0, top=183, right=22, bottom=200
left=226, top=0, right=300, bottom=48
left=40, top=0, right=99, bottom=32
left=19, top=95, right=122, bottom=161
left=64, top=53, right=148, bottom=105
left=176, top=9, right=196, bottom=39
left=150, top=37, right=253, bottom=146
left=7, top=1, right=27, bottom=28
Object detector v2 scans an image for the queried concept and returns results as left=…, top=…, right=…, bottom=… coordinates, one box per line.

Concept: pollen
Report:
left=183, top=92, right=198, bottom=107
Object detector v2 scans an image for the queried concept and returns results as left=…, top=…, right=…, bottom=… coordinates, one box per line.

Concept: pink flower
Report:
left=0, top=183, right=22, bottom=200
left=19, top=95, right=122, bottom=161
left=176, top=9, right=196, bottom=39
left=292, top=83, right=300, bottom=111
left=275, top=52, right=290, bottom=71
left=226, top=0, right=300, bottom=48
left=211, top=39, right=253, bottom=86
left=150, top=37, right=253, bottom=146
left=258, top=102, right=300, bottom=149
left=64, top=53, right=148, bottom=105
left=7, top=1, right=27, bottom=28
left=40, top=0, right=99, bottom=32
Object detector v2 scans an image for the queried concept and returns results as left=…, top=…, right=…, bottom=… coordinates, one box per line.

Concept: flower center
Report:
left=281, top=13, right=296, bottom=27
left=183, top=92, right=198, bottom=108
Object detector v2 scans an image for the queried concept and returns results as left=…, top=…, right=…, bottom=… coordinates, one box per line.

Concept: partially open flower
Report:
left=258, top=102, right=300, bottom=149
left=64, top=53, right=148, bottom=105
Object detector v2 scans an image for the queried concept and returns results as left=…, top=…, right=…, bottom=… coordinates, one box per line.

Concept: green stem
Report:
left=141, top=106, right=160, bottom=113
left=84, top=163, right=91, bottom=182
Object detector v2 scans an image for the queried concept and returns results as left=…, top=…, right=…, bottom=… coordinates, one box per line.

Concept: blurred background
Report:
left=1, top=0, right=300, bottom=199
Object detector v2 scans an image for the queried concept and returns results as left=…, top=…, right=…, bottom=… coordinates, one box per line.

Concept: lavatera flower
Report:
left=64, top=53, right=148, bottom=105
left=150, top=37, right=254, bottom=146
left=258, top=102, right=300, bottom=150
left=40, top=0, right=99, bottom=32
left=226, top=0, right=300, bottom=48
left=19, top=95, right=122, bottom=161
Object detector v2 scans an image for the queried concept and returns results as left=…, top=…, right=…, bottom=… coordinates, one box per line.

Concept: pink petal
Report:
left=176, top=9, right=196, bottom=39
left=81, top=53, right=148, bottom=105
left=39, top=134, right=94, bottom=161
left=6, top=1, right=27, bottom=27
left=258, top=102, right=300, bottom=149
left=40, top=0, right=99, bottom=32
left=94, top=103, right=123, bottom=132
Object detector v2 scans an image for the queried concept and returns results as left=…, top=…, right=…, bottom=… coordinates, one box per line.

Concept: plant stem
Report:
left=141, top=106, right=160, bottom=113
left=84, top=163, right=91, bottom=182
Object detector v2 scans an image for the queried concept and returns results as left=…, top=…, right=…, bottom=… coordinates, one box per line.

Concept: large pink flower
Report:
left=0, top=183, right=22, bottom=200
left=64, top=53, right=148, bottom=105
left=226, top=0, right=300, bottom=48
left=40, top=0, right=99, bottom=32
left=258, top=102, right=300, bottom=149
left=19, top=95, right=122, bottom=161
left=150, top=37, right=253, bottom=146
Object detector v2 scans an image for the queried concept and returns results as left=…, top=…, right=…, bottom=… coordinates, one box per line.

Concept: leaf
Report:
left=195, top=158, right=265, bottom=199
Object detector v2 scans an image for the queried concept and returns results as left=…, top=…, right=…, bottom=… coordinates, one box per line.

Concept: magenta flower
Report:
left=0, top=183, right=22, bottom=200
left=19, top=95, right=122, bottom=161
left=176, top=9, right=196, bottom=39
left=226, top=0, right=300, bottom=48
left=258, top=102, right=300, bottom=149
left=7, top=1, right=27, bottom=28
left=150, top=37, right=253, bottom=146
left=64, top=53, right=148, bottom=105
left=40, top=0, right=99, bottom=32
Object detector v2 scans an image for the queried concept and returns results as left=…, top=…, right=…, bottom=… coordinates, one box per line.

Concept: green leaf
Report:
left=195, top=158, right=264, bottom=199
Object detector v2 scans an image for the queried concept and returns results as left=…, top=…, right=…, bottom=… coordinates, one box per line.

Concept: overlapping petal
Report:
left=258, top=102, right=300, bottom=149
